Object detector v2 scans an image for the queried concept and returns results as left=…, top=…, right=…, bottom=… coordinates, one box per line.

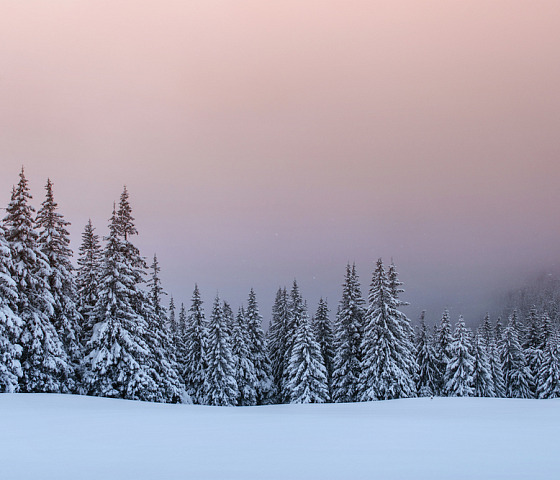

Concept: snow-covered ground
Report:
left=1, top=394, right=558, bottom=480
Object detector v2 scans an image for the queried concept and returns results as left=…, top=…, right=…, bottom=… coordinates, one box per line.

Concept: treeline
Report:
left=1, top=168, right=559, bottom=404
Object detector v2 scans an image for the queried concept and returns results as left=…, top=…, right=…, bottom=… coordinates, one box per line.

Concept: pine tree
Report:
left=434, top=309, right=453, bottom=394
left=536, top=331, right=560, bottom=399
left=203, top=295, right=238, bottom=406
left=0, top=223, right=23, bottom=392
left=182, top=284, right=207, bottom=404
left=36, top=178, right=82, bottom=392
left=82, top=205, right=156, bottom=400
left=245, top=288, right=273, bottom=404
left=500, top=315, right=533, bottom=399
left=415, top=314, right=440, bottom=397
left=472, top=330, right=495, bottom=397
left=443, top=316, right=475, bottom=397
left=76, top=219, right=102, bottom=343
left=232, top=307, right=257, bottom=406
left=267, top=287, right=289, bottom=403
left=286, top=303, right=329, bottom=404
left=359, top=259, right=416, bottom=401
left=332, top=263, right=365, bottom=403
left=4, top=168, right=68, bottom=392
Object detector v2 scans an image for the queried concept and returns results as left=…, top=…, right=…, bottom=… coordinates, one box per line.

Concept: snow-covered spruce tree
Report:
left=182, top=285, right=207, bottom=404
left=36, top=178, right=82, bottom=392
left=500, top=315, right=533, bottom=399
left=232, top=307, right=257, bottom=406
left=0, top=223, right=23, bottom=392
left=537, top=331, right=560, bottom=399
left=434, top=309, right=453, bottom=394
left=267, top=286, right=289, bottom=403
left=245, top=288, right=273, bottom=404
left=443, top=316, right=475, bottom=397
left=82, top=205, right=156, bottom=400
left=415, top=314, right=440, bottom=397
left=4, top=168, right=68, bottom=393
left=143, top=254, right=186, bottom=403
left=313, top=297, right=334, bottom=400
left=76, top=219, right=102, bottom=343
left=203, top=295, right=238, bottom=406
left=480, top=314, right=505, bottom=397
left=178, top=302, right=187, bottom=339
left=472, top=330, right=495, bottom=397
left=282, top=280, right=306, bottom=402
left=286, top=302, right=329, bottom=404
left=524, top=307, right=544, bottom=396
left=168, top=296, right=177, bottom=337
left=359, top=259, right=416, bottom=401
left=332, top=263, right=365, bottom=403
left=223, top=301, right=235, bottom=331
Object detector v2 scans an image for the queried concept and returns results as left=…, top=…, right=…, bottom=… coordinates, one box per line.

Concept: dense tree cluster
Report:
left=1, top=168, right=559, bottom=404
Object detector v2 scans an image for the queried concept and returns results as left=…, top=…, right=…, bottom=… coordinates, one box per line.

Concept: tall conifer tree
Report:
left=36, top=179, right=82, bottom=391
left=4, top=168, right=68, bottom=392
left=332, top=264, right=365, bottom=403
left=443, top=316, right=475, bottom=397
left=267, top=287, right=289, bottom=403
left=313, top=298, right=334, bottom=400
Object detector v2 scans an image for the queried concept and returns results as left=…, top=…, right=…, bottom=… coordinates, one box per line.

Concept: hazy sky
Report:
left=1, top=1, right=559, bottom=325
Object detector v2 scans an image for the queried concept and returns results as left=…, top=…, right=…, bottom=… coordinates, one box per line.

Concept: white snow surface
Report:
left=1, top=394, right=558, bottom=480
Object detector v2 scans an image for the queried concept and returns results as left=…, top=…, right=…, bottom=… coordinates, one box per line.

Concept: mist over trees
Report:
left=1, top=168, right=560, bottom=403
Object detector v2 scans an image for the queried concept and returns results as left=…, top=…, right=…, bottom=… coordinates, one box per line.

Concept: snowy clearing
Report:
left=1, top=394, right=558, bottom=480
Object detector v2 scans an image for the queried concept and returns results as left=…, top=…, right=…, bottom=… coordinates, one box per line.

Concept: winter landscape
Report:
left=2, top=2, right=560, bottom=479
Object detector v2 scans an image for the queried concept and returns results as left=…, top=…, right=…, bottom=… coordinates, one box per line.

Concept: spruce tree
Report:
left=332, top=263, right=365, bottom=403
left=313, top=298, right=334, bottom=400
left=0, top=223, right=23, bottom=392
left=76, top=219, right=102, bottom=343
left=282, top=280, right=306, bottom=402
left=36, top=178, right=82, bottom=391
left=267, top=287, right=289, bottom=403
left=524, top=307, right=544, bottom=396
left=4, top=168, right=68, bottom=392
left=480, top=314, right=506, bottom=397
left=500, top=315, right=533, bottom=399
left=245, top=288, right=273, bottom=404
left=472, top=330, right=495, bottom=397
left=536, top=331, right=560, bottom=399
left=434, top=309, right=453, bottom=394
left=286, top=302, right=329, bottom=404
left=143, top=255, right=186, bottom=403
left=168, top=296, right=177, bottom=337
left=182, top=284, right=207, bottom=404
left=203, top=295, right=238, bottom=406
left=359, top=259, right=416, bottom=401
left=443, top=316, right=475, bottom=397
left=232, top=307, right=257, bottom=406
left=82, top=205, right=156, bottom=400
left=415, top=314, right=440, bottom=396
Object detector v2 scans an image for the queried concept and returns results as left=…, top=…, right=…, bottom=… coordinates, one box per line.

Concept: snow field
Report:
left=1, top=394, right=558, bottom=480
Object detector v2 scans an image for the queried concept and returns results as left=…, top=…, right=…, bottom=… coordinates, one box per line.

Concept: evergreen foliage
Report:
left=36, top=179, right=82, bottom=391
left=203, top=295, right=238, bottom=406
left=245, top=288, right=273, bottom=404
left=76, top=220, right=102, bottom=342
left=359, top=259, right=416, bottom=401
left=443, top=316, right=475, bottom=397
left=500, top=315, right=533, bottom=399
left=537, top=331, right=560, bottom=399
left=332, top=264, right=365, bottom=403
left=312, top=298, right=334, bottom=400
left=232, top=307, right=257, bottom=406
left=286, top=302, right=329, bottom=404
left=0, top=223, right=23, bottom=392
left=182, top=285, right=207, bottom=404
left=415, top=314, right=440, bottom=396
left=4, top=168, right=68, bottom=393
left=267, top=287, right=289, bottom=403
left=472, top=330, right=495, bottom=397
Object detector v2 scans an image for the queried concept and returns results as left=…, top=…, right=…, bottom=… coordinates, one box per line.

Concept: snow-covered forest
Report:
left=1, top=168, right=559, bottom=404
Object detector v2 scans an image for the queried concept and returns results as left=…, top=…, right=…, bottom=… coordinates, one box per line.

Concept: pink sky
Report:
left=1, top=1, right=560, bottom=322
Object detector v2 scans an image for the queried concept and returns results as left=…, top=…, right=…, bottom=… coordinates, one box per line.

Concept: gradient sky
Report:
left=1, top=1, right=560, bottom=325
